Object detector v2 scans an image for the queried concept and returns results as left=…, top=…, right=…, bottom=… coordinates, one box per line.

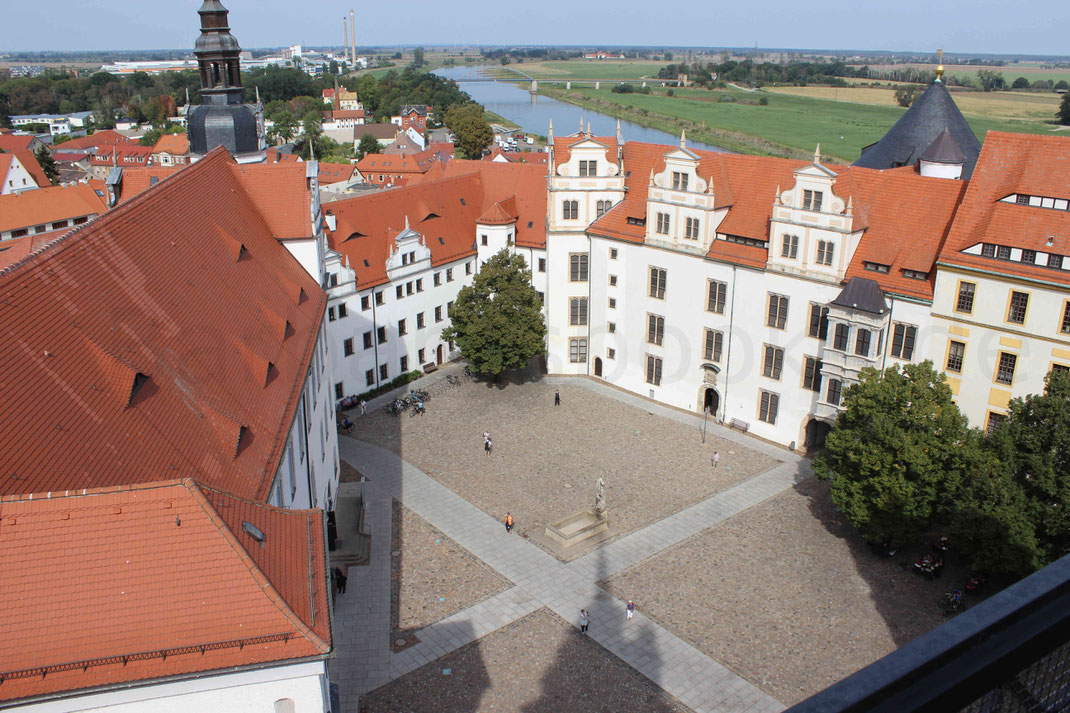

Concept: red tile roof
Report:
left=330, top=109, right=366, bottom=120
left=0, top=182, right=106, bottom=234
left=151, top=133, right=190, bottom=156
left=89, top=144, right=154, bottom=166
left=938, top=131, right=1070, bottom=285
left=115, top=165, right=187, bottom=202
left=0, top=148, right=325, bottom=501
left=484, top=146, right=550, bottom=165
left=12, top=150, right=51, bottom=188
left=356, top=149, right=437, bottom=176
left=0, top=134, right=37, bottom=153
left=58, top=131, right=136, bottom=151
left=318, top=162, right=358, bottom=185
left=0, top=479, right=330, bottom=703
left=234, top=162, right=315, bottom=239
left=326, top=160, right=547, bottom=289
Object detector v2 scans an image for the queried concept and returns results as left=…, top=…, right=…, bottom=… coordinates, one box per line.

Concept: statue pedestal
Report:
left=544, top=508, right=609, bottom=549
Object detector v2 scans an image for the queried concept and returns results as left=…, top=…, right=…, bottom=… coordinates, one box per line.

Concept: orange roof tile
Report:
left=233, top=162, right=315, bottom=239
left=0, top=134, right=37, bottom=153
left=58, top=131, right=136, bottom=151
left=89, top=144, right=154, bottom=166
left=12, top=150, right=51, bottom=188
left=938, top=132, right=1070, bottom=285
left=0, top=182, right=106, bottom=234
left=151, top=133, right=190, bottom=155
left=317, top=162, right=357, bottom=185
left=356, top=148, right=438, bottom=175
left=115, top=165, right=187, bottom=202
left=0, top=479, right=330, bottom=703
left=0, top=148, right=325, bottom=501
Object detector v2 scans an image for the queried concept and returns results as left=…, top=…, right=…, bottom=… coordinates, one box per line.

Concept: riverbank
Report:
left=484, top=110, right=521, bottom=130
left=536, top=85, right=811, bottom=159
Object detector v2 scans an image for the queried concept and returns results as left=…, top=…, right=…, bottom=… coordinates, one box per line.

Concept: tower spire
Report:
left=935, top=48, right=945, bottom=82
left=680, top=129, right=687, bottom=149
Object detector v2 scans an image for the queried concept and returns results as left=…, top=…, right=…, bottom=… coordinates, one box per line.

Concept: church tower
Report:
left=187, top=1, right=265, bottom=163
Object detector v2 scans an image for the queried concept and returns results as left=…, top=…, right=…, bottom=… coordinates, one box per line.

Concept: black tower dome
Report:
left=187, top=1, right=264, bottom=161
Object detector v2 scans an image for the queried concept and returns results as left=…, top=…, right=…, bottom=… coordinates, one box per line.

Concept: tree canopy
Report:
left=1058, top=92, right=1070, bottom=126
left=34, top=146, right=58, bottom=185
left=440, top=249, right=546, bottom=377
left=356, top=133, right=380, bottom=159
left=445, top=103, right=493, bottom=159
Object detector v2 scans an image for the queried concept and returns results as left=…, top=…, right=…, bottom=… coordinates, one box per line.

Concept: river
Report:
left=434, top=66, right=726, bottom=152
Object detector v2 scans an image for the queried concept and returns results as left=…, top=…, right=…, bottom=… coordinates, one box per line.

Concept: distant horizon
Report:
left=1, top=0, right=1067, bottom=56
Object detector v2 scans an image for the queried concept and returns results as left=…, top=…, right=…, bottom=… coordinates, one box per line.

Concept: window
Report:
left=447, top=300, right=454, bottom=313
left=400, top=355, right=409, bottom=372
left=569, top=297, right=588, bottom=325
left=375, top=291, right=384, bottom=306
left=891, top=323, right=917, bottom=360
left=362, top=295, right=371, bottom=311
left=343, top=338, right=354, bottom=356
left=608, top=297, right=616, bottom=309
left=767, top=294, right=788, bottom=329
left=946, top=340, right=965, bottom=373
left=466, top=261, right=473, bottom=275
left=1021, top=249, right=1036, bottom=265
left=417, top=312, right=425, bottom=329
left=579, top=160, right=596, bottom=177
left=758, top=391, right=779, bottom=424
left=446, top=268, right=454, bottom=282
left=997, top=245, right=1011, bottom=260
left=481, top=234, right=488, bottom=246
left=416, top=279, right=423, bottom=292
left=826, top=379, right=842, bottom=407
left=707, top=280, right=727, bottom=314
left=339, top=304, right=348, bottom=318
left=816, top=240, right=835, bottom=266
left=781, top=234, right=799, bottom=259
left=328, top=306, right=336, bottom=322
left=981, top=243, right=996, bottom=258
left=610, top=248, right=618, bottom=259
left=435, top=306, right=443, bottom=322
left=396, top=285, right=404, bottom=299
left=996, top=352, right=1017, bottom=385
left=986, top=412, right=1007, bottom=436
left=34, top=224, right=46, bottom=234
left=607, top=348, right=616, bottom=359
left=418, top=348, right=426, bottom=363
left=328, top=272, right=339, bottom=287
left=704, top=329, right=723, bottom=362
left=649, top=267, right=667, bottom=299
left=596, top=199, right=611, bottom=217
left=672, top=172, right=688, bottom=191
left=1049, top=254, right=1064, bottom=270
left=646, top=355, right=663, bottom=385
left=365, top=369, right=375, bottom=386
left=397, top=319, right=407, bottom=336
left=762, top=345, right=784, bottom=379
left=434, top=272, right=442, bottom=287
left=335, top=382, right=344, bottom=400
left=73, top=216, right=88, bottom=225
left=569, top=338, right=588, bottom=363
left=608, top=322, right=616, bottom=333
left=405, top=282, right=414, bottom=296
left=956, top=282, right=976, bottom=313
left=802, top=189, right=823, bottom=211
left=51, top=220, right=68, bottom=230
left=1007, top=291, right=1029, bottom=324
left=809, top=304, right=829, bottom=339
left=562, top=199, right=578, bottom=220
left=11, top=228, right=28, bottom=238
left=655, top=212, right=670, bottom=235
left=647, top=314, right=665, bottom=345
left=380, top=364, right=389, bottom=381
left=569, top=254, right=589, bottom=282
left=609, top=274, right=617, bottom=286
left=832, top=323, right=849, bottom=351
left=363, top=331, right=373, bottom=349
left=1062, top=301, right=1070, bottom=334
left=855, top=329, right=871, bottom=357
left=803, top=357, right=823, bottom=391
left=538, top=258, right=546, bottom=272
left=685, top=217, right=700, bottom=240
left=377, top=326, right=387, bottom=344
left=903, top=269, right=928, bottom=280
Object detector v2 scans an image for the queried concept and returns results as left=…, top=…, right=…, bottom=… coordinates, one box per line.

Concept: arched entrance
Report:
left=436, top=344, right=444, bottom=365
left=594, top=357, right=603, bottom=377
left=703, top=388, right=719, bottom=415
left=805, top=419, right=833, bottom=451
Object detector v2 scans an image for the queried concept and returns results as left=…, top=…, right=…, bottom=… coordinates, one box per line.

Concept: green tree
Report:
left=977, top=69, right=1006, bottom=92
left=356, top=133, right=380, bottom=159
left=1055, top=80, right=1069, bottom=91
left=814, top=361, right=975, bottom=544
left=34, top=146, right=58, bottom=185
left=444, top=103, right=493, bottom=159
left=412, top=47, right=426, bottom=68
left=894, top=84, right=922, bottom=107
left=1011, top=76, right=1031, bottom=89
left=441, top=249, right=546, bottom=377
left=1058, top=92, right=1070, bottom=126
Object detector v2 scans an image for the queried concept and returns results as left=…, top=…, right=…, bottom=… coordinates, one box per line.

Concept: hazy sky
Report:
left=2, top=0, right=1067, bottom=56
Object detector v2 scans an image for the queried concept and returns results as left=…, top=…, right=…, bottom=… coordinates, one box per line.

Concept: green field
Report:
left=517, top=60, right=666, bottom=81
left=542, top=85, right=1058, bottom=162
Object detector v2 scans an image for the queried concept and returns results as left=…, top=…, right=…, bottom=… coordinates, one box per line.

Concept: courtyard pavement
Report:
left=329, top=373, right=813, bottom=713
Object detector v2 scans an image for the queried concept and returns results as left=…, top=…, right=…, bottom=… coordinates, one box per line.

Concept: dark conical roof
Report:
left=830, top=277, right=887, bottom=315
left=854, top=81, right=981, bottom=178
left=920, top=127, right=966, bottom=164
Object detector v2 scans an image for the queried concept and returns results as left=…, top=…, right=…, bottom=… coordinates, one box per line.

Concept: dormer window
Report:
left=579, top=160, right=596, bottom=177
left=863, top=262, right=890, bottom=273
left=902, top=269, right=928, bottom=280
left=803, top=190, right=823, bottom=211
left=672, top=172, right=688, bottom=191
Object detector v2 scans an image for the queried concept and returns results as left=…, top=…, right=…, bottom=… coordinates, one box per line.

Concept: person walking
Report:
left=483, top=430, right=490, bottom=444
left=554, top=389, right=560, bottom=406
left=333, top=566, right=347, bottom=595
left=713, top=451, right=720, bottom=468
left=505, top=512, right=514, bottom=533
left=626, top=600, right=635, bottom=620
left=579, top=609, right=589, bottom=634
left=359, top=399, right=367, bottom=416
left=484, top=437, right=492, bottom=456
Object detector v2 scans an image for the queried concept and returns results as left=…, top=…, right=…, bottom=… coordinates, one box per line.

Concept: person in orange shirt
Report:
left=505, top=512, right=514, bottom=533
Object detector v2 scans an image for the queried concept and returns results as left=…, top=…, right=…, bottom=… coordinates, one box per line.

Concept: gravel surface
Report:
left=360, top=608, right=692, bottom=713
left=351, top=379, right=779, bottom=560
left=602, top=477, right=963, bottom=706
left=390, top=500, right=511, bottom=648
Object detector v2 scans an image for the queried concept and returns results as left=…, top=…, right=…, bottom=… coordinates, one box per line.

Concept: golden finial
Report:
left=935, top=48, right=945, bottom=82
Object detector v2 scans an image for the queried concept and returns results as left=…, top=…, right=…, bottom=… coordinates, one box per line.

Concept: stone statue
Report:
left=594, top=476, right=606, bottom=512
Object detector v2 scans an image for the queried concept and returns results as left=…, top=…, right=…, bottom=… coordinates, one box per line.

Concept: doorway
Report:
left=436, top=344, right=443, bottom=365
left=805, top=419, right=832, bottom=451
left=594, top=357, right=602, bottom=377
left=703, top=388, right=719, bottom=415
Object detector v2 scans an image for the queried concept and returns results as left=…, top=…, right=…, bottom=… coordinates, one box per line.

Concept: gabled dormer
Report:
left=385, top=218, right=432, bottom=278
left=768, top=146, right=856, bottom=283
left=645, top=131, right=720, bottom=253
left=554, top=139, right=620, bottom=179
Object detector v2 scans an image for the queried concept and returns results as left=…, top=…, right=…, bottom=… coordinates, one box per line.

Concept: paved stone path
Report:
left=329, top=375, right=813, bottom=713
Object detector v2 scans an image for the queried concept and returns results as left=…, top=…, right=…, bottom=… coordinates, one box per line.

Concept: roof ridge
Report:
left=0, top=478, right=188, bottom=504
left=184, top=479, right=330, bottom=654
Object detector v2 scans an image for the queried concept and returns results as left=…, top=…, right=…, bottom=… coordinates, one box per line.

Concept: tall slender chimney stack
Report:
left=350, top=9, right=356, bottom=68
left=342, top=16, right=347, bottom=68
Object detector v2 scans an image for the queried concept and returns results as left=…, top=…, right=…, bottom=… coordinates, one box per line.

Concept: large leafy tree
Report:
left=1058, top=92, right=1070, bottom=126
left=34, top=147, right=58, bottom=185
left=815, top=361, right=977, bottom=544
left=356, top=133, right=380, bottom=159
left=444, top=103, right=493, bottom=159
left=441, top=249, right=546, bottom=377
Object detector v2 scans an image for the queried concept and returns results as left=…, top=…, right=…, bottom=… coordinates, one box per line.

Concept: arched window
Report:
left=274, top=698, right=296, bottom=713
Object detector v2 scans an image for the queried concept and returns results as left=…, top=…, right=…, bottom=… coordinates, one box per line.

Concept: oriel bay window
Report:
left=833, top=323, right=850, bottom=351
left=826, top=379, right=843, bottom=407
left=855, top=328, right=871, bottom=357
